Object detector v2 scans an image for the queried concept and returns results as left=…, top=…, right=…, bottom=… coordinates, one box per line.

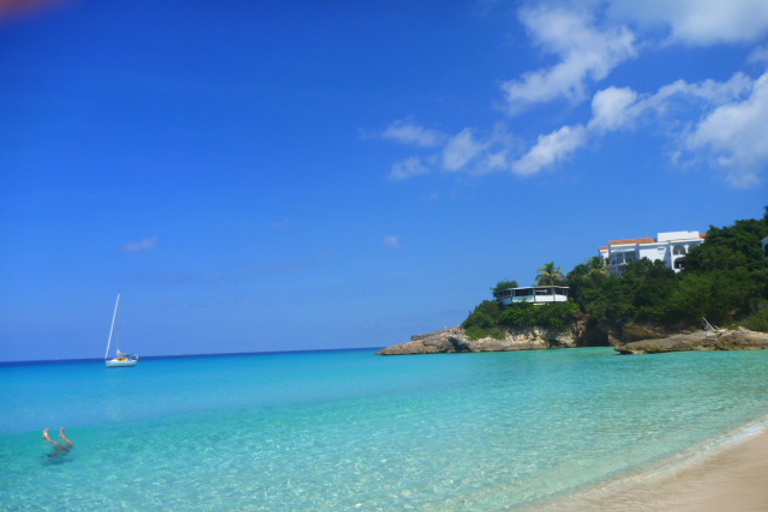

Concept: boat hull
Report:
left=106, top=358, right=138, bottom=367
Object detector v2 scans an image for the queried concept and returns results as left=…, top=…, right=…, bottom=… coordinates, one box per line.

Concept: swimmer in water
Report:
left=43, top=428, right=74, bottom=458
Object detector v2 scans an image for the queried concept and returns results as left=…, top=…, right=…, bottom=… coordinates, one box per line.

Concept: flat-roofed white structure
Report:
left=603, top=231, right=706, bottom=274
left=495, top=286, right=570, bottom=307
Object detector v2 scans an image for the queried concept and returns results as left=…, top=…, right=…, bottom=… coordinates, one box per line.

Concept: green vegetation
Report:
left=462, top=300, right=579, bottom=340
left=536, top=262, right=565, bottom=285
left=462, top=207, right=768, bottom=342
left=492, top=279, right=518, bottom=297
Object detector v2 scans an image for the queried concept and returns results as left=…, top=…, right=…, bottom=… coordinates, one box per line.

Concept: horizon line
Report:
left=0, top=346, right=387, bottom=366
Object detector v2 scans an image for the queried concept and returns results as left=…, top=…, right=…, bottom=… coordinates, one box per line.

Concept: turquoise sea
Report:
left=2, top=347, right=768, bottom=512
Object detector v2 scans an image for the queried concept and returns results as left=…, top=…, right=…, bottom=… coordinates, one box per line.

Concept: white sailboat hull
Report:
left=106, top=358, right=138, bottom=367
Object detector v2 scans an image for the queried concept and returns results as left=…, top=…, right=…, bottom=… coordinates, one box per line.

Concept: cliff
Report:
left=376, top=326, right=578, bottom=356
left=614, top=327, right=768, bottom=355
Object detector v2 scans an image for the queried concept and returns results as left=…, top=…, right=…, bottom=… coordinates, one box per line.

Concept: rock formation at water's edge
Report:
left=376, top=326, right=578, bottom=355
left=377, top=325, right=768, bottom=356
left=614, top=327, right=768, bottom=354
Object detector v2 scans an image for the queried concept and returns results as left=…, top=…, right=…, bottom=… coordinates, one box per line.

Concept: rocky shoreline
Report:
left=614, top=327, right=768, bottom=354
left=377, top=326, right=768, bottom=356
left=376, top=326, right=578, bottom=355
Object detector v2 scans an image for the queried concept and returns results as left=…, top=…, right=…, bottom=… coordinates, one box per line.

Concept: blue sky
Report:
left=1, top=0, right=767, bottom=362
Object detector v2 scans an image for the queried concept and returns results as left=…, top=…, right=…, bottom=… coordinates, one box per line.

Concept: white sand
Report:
left=527, top=429, right=768, bottom=512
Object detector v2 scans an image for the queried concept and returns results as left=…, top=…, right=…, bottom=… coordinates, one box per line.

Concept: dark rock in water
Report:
left=614, top=327, right=768, bottom=355
left=376, top=326, right=577, bottom=356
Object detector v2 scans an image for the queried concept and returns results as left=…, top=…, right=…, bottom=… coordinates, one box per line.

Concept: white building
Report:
left=494, top=286, right=569, bottom=307
left=600, top=231, right=706, bottom=274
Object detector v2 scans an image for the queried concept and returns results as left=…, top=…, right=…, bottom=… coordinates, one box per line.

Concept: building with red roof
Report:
left=600, top=231, right=706, bottom=274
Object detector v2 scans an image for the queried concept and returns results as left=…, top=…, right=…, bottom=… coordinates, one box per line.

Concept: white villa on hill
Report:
left=494, top=286, right=570, bottom=307
left=599, top=231, right=706, bottom=274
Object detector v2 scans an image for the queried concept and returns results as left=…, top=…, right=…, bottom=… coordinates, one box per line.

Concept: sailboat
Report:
left=105, top=291, right=139, bottom=367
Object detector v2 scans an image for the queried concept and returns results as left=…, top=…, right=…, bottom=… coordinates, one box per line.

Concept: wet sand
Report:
left=529, top=428, right=768, bottom=512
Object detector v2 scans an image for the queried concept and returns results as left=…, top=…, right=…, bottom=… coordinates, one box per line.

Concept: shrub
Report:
left=462, top=301, right=502, bottom=331
left=741, top=300, right=768, bottom=332
left=492, top=279, right=519, bottom=297
left=464, top=300, right=578, bottom=336
left=499, top=301, right=537, bottom=329
left=535, top=301, right=579, bottom=333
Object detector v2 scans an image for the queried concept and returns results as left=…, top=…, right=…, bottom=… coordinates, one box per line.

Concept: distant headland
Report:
left=379, top=207, right=768, bottom=356
left=377, top=325, right=768, bottom=355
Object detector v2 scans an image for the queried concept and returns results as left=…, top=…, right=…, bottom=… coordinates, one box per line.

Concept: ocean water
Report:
left=2, top=347, right=768, bottom=512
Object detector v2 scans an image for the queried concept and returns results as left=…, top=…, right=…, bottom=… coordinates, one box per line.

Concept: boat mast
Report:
left=115, top=293, right=122, bottom=355
left=105, top=291, right=121, bottom=359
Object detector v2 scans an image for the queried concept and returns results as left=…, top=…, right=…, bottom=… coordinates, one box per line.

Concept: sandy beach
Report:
left=529, top=427, right=768, bottom=512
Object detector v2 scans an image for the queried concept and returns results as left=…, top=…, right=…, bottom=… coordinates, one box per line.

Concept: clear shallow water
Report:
left=2, top=347, right=768, bottom=512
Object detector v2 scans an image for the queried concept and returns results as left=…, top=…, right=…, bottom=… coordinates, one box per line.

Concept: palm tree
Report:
left=536, top=262, right=564, bottom=286
left=586, top=256, right=609, bottom=276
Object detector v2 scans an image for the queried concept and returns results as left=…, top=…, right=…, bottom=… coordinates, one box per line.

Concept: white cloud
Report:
left=576, top=71, right=767, bottom=186
left=512, top=125, right=587, bottom=176
left=648, top=73, right=754, bottom=110
left=508, top=0, right=768, bottom=114
left=485, top=150, right=510, bottom=171
left=588, top=86, right=639, bottom=131
left=120, top=236, right=158, bottom=252
left=500, top=6, right=637, bottom=113
left=381, top=119, right=446, bottom=147
left=684, top=72, right=768, bottom=187
left=389, top=156, right=431, bottom=181
left=382, top=123, right=519, bottom=179
left=442, top=123, right=520, bottom=175
left=383, top=235, right=402, bottom=249
left=376, top=1, right=768, bottom=187
left=441, top=128, right=487, bottom=171
left=606, top=0, right=768, bottom=45
left=578, top=73, right=754, bottom=136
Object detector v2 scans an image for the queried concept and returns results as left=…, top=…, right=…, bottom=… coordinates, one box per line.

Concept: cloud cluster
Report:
left=501, top=6, right=637, bottom=114
left=381, top=119, right=446, bottom=147
left=685, top=73, right=768, bottom=187
left=511, top=70, right=768, bottom=186
left=512, top=125, right=587, bottom=177
left=377, top=0, right=768, bottom=187
left=384, top=123, right=519, bottom=181
left=606, top=0, right=768, bottom=45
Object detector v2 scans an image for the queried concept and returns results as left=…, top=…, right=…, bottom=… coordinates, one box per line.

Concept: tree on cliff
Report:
left=682, top=212, right=768, bottom=273
left=492, top=279, right=518, bottom=298
left=536, top=262, right=565, bottom=285
left=669, top=208, right=768, bottom=327
left=586, top=256, right=609, bottom=276
left=462, top=299, right=578, bottom=340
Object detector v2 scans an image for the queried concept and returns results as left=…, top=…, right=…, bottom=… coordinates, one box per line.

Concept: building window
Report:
left=673, top=245, right=686, bottom=255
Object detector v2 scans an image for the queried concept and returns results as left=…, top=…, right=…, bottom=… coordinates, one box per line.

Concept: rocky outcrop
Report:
left=376, top=326, right=578, bottom=356
left=614, top=327, right=768, bottom=355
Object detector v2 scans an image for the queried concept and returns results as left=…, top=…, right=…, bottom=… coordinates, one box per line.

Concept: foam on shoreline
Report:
left=523, top=416, right=768, bottom=512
